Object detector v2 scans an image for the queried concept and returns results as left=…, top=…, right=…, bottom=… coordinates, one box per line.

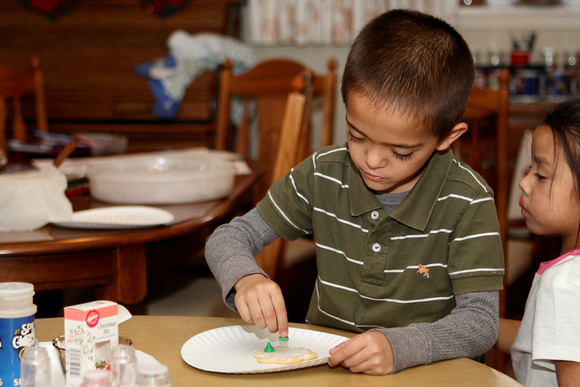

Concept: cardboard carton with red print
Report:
left=63, top=300, right=131, bottom=386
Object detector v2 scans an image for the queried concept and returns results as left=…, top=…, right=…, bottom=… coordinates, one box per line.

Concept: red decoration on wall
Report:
left=17, top=1, right=190, bottom=21
left=140, top=0, right=191, bottom=18
left=18, top=0, right=80, bottom=20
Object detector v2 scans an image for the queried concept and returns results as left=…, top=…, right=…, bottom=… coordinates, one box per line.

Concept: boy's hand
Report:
left=233, top=274, right=288, bottom=337
left=328, top=331, right=394, bottom=375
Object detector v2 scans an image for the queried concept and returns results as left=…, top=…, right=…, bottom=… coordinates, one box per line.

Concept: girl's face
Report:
left=345, top=92, right=466, bottom=194
left=519, top=125, right=580, bottom=251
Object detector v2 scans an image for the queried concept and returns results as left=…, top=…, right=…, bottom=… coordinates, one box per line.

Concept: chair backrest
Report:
left=462, top=69, right=510, bottom=371
left=253, top=74, right=310, bottom=277
left=463, top=69, right=510, bottom=255
left=215, top=58, right=337, bottom=206
left=0, top=56, right=48, bottom=152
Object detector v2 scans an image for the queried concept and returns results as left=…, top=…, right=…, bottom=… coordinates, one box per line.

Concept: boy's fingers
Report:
left=260, top=297, right=279, bottom=333
left=233, top=275, right=288, bottom=334
left=329, top=340, right=348, bottom=354
left=328, top=337, right=367, bottom=367
left=234, top=296, right=253, bottom=324
left=328, top=339, right=353, bottom=366
left=329, top=333, right=393, bottom=375
left=237, top=304, right=252, bottom=324
left=273, top=300, right=288, bottom=337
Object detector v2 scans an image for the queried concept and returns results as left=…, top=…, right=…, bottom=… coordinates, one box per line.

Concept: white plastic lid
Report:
left=81, top=369, right=111, bottom=386
left=0, top=282, right=36, bottom=318
left=138, top=361, right=168, bottom=377
left=0, top=282, right=34, bottom=295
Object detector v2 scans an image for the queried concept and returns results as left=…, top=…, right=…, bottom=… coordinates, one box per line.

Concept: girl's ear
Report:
left=436, top=122, right=468, bottom=151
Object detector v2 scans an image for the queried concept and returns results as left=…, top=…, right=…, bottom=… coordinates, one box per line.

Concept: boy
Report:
left=205, top=9, right=505, bottom=375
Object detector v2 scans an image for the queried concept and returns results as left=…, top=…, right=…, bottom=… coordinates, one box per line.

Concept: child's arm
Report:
left=496, top=318, right=521, bottom=355
left=556, top=361, right=580, bottom=387
left=329, top=290, right=497, bottom=374
left=205, top=208, right=288, bottom=335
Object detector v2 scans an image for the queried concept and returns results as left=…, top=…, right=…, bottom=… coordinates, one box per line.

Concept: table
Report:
left=0, top=169, right=262, bottom=305
left=36, top=316, right=522, bottom=386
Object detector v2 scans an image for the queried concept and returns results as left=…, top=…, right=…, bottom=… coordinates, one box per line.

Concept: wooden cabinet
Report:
left=0, top=0, right=242, bottom=153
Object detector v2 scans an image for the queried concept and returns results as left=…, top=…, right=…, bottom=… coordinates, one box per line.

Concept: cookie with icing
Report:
left=253, top=345, right=317, bottom=364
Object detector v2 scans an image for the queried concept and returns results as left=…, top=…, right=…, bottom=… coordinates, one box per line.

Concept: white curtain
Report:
left=248, top=0, right=460, bottom=46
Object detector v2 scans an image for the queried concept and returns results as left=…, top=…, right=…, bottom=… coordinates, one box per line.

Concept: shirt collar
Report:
left=347, top=149, right=454, bottom=232
left=537, top=248, right=580, bottom=275
left=347, top=155, right=383, bottom=216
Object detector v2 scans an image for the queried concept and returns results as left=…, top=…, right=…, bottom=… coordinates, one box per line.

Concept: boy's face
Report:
left=519, top=125, right=580, bottom=244
left=345, top=92, right=464, bottom=194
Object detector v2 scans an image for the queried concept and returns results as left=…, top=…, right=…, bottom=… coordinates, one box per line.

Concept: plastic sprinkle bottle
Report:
left=137, top=358, right=172, bottom=387
left=81, top=369, right=112, bottom=386
left=0, top=282, right=37, bottom=387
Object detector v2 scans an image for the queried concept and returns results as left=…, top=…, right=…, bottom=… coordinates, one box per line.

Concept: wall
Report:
left=241, top=4, right=580, bottom=145
left=0, top=0, right=242, bottom=153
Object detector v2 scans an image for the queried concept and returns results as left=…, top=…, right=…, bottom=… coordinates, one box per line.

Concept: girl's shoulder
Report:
left=538, top=251, right=580, bottom=285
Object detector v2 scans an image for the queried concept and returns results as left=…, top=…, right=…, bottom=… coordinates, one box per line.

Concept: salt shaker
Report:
left=0, top=282, right=37, bottom=386
left=20, top=345, right=50, bottom=387
left=111, top=344, right=137, bottom=387
left=81, top=369, right=112, bottom=387
left=136, top=358, right=171, bottom=387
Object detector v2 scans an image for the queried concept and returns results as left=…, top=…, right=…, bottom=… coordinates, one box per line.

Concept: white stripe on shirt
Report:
left=438, top=193, right=474, bottom=203
left=449, top=267, right=505, bottom=276
left=313, top=147, right=348, bottom=169
left=313, top=172, right=349, bottom=188
left=451, top=231, right=500, bottom=243
left=391, top=229, right=453, bottom=240
left=453, top=159, right=489, bottom=193
left=316, top=243, right=364, bottom=265
left=289, top=169, right=310, bottom=205
left=267, top=191, right=309, bottom=234
left=313, top=207, right=370, bottom=233
left=319, top=278, right=454, bottom=304
left=384, top=263, right=447, bottom=274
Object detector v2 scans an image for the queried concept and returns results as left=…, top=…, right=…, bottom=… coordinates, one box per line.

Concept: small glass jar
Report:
left=136, top=358, right=171, bottom=387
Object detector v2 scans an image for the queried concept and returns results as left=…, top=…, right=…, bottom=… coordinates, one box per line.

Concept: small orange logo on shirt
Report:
left=417, top=265, right=430, bottom=278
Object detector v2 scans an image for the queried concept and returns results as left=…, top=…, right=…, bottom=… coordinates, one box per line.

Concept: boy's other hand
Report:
left=233, top=273, right=288, bottom=337
left=328, top=331, right=394, bottom=375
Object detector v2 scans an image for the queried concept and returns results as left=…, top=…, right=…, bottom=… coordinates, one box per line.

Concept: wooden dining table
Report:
left=0, top=166, right=263, bottom=305
left=36, top=315, right=523, bottom=386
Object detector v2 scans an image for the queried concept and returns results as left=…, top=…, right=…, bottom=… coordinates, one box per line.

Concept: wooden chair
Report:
left=461, top=69, right=510, bottom=371
left=253, top=74, right=310, bottom=279
left=214, top=58, right=337, bottom=207
left=463, top=69, right=510, bottom=254
left=0, top=56, right=48, bottom=153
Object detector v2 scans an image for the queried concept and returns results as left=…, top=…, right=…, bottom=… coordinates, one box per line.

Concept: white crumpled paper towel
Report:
left=0, top=165, right=73, bottom=232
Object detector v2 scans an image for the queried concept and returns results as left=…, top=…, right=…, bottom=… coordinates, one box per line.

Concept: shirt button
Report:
left=371, top=211, right=379, bottom=220
left=372, top=243, right=381, bottom=252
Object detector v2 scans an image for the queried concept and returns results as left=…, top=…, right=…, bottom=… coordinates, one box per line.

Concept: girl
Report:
left=497, top=98, right=580, bottom=386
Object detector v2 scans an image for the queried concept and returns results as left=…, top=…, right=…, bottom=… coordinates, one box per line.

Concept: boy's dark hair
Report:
left=341, top=9, right=475, bottom=140
left=542, top=97, right=580, bottom=197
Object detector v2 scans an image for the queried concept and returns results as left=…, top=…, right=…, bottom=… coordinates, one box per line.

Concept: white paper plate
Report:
left=52, top=206, right=174, bottom=229
left=181, top=325, right=348, bottom=374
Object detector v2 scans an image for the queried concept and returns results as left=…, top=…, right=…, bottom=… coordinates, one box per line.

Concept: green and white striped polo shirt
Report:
left=257, top=145, right=505, bottom=333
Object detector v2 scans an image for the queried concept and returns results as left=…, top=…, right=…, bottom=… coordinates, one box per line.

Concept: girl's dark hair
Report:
left=542, top=97, right=580, bottom=198
left=341, top=9, right=475, bottom=140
